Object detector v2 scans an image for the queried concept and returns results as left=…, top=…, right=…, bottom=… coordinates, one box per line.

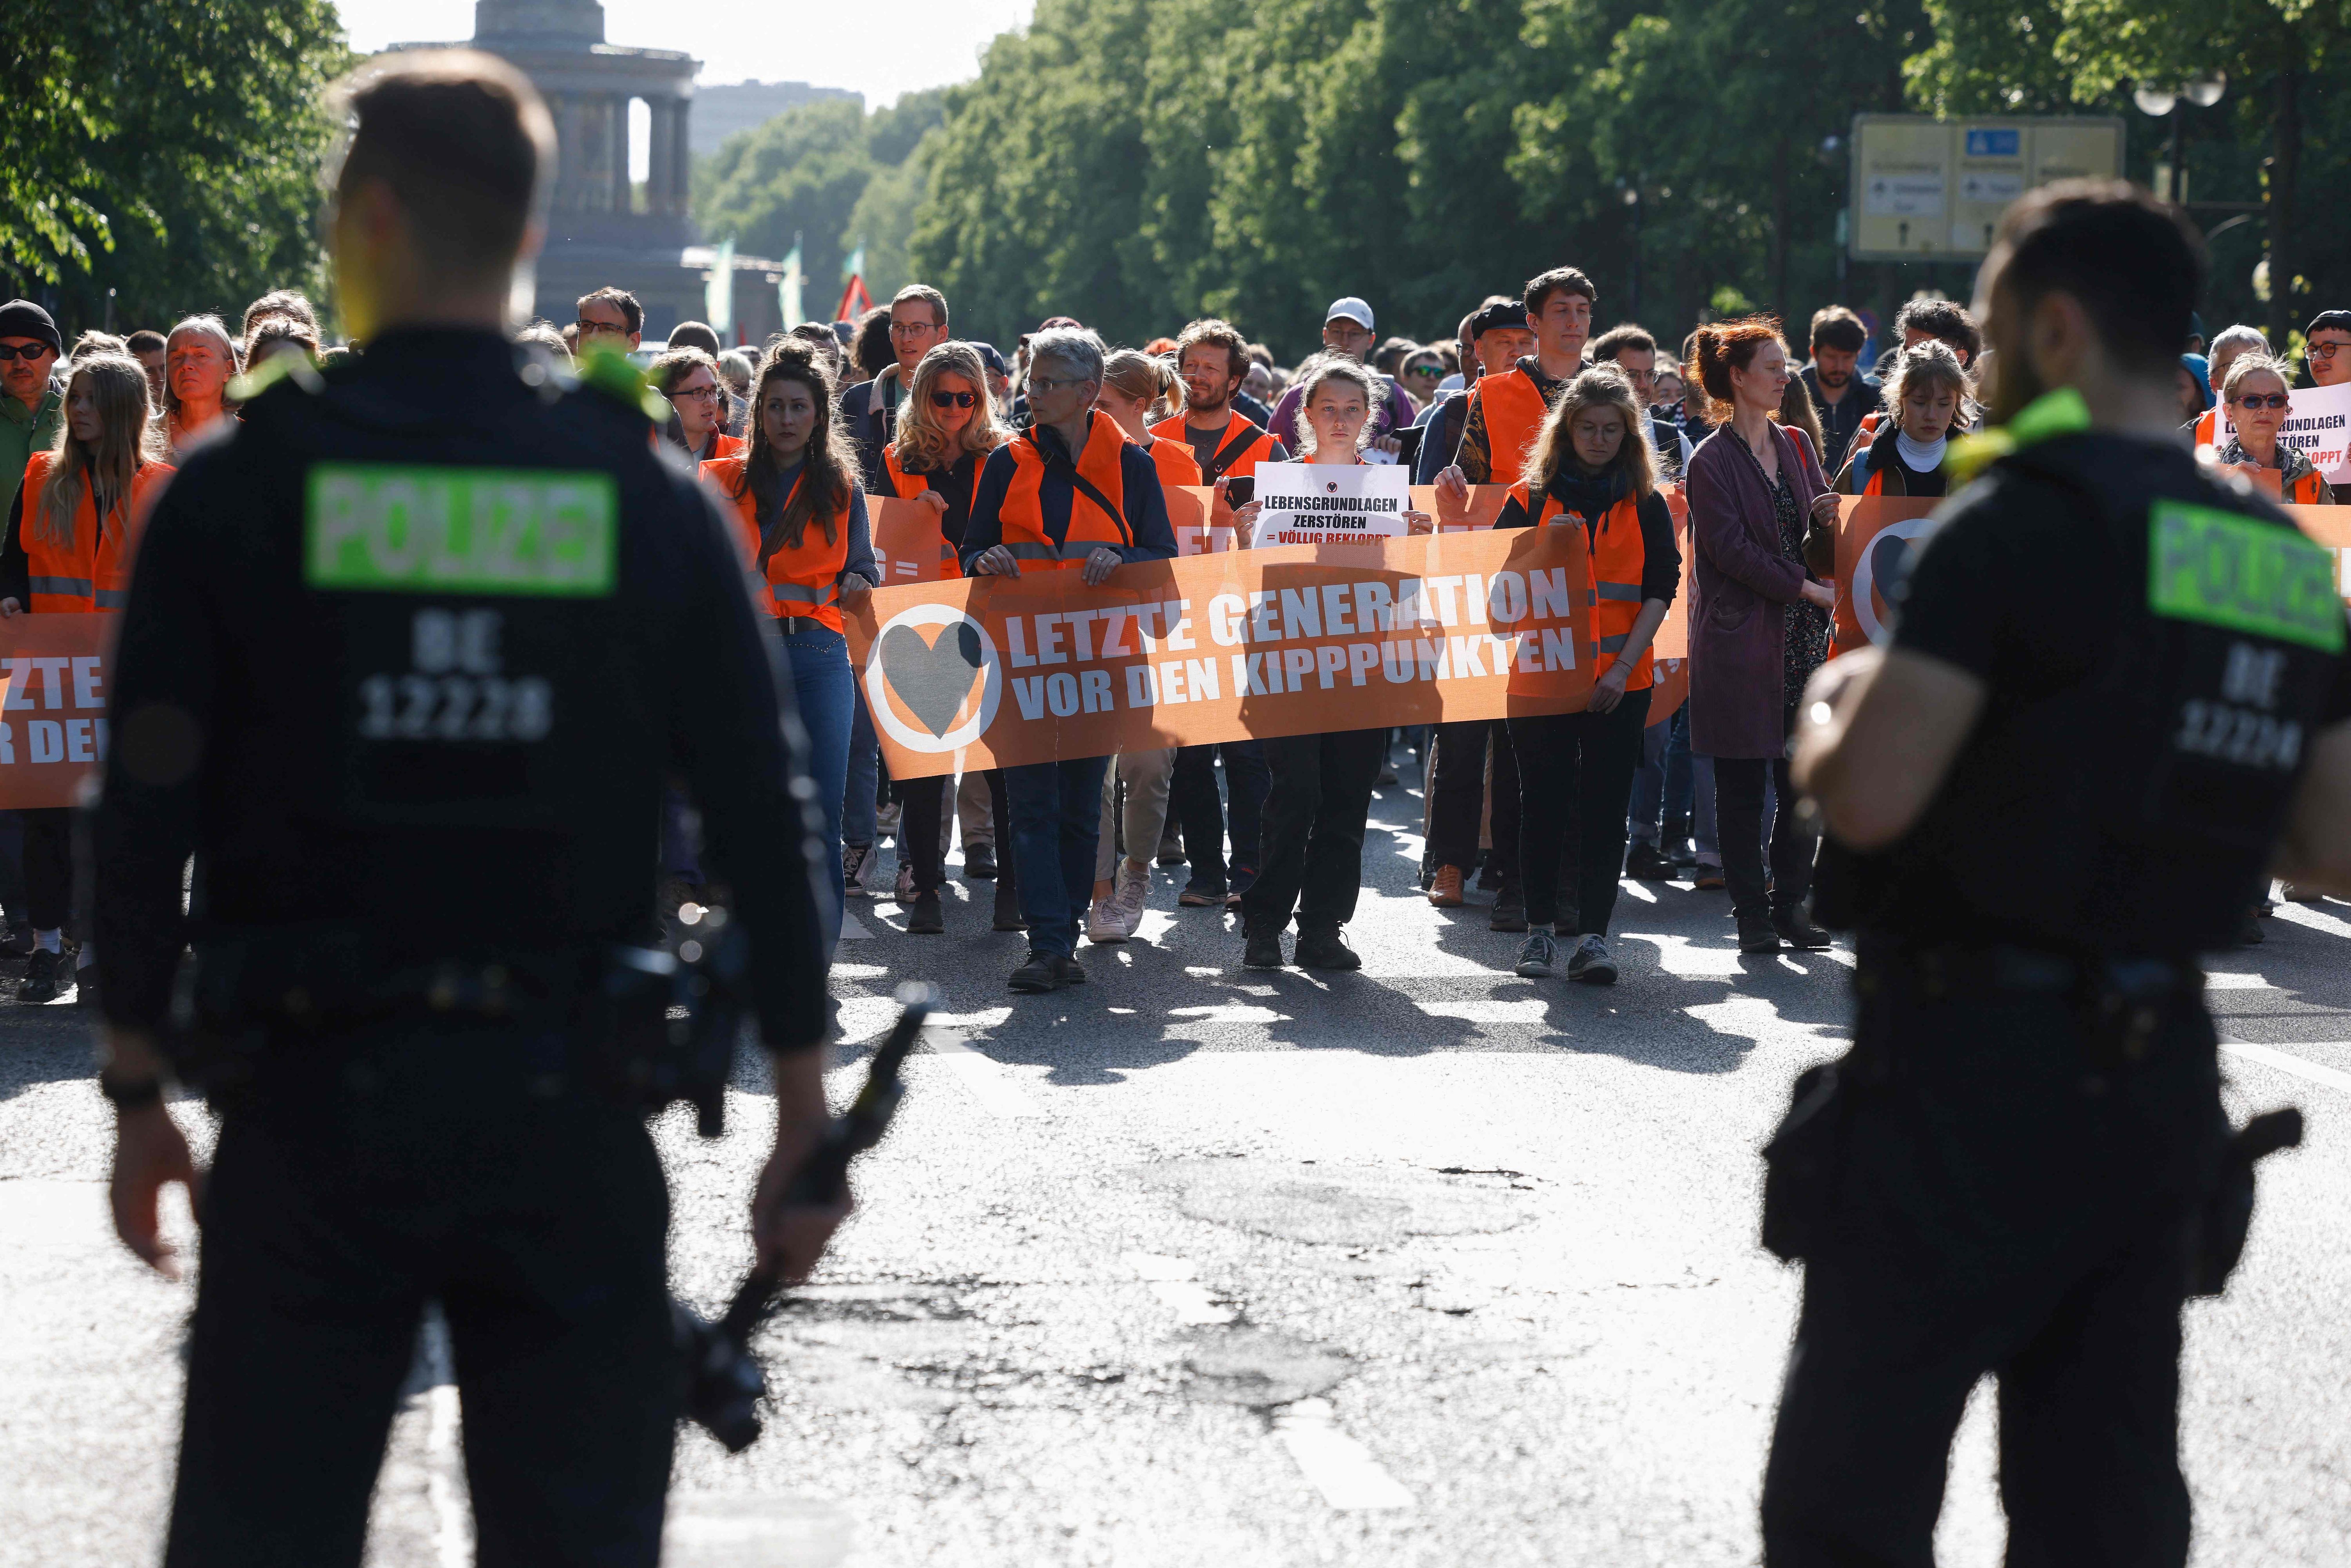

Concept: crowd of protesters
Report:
left=0, top=263, right=2340, bottom=1000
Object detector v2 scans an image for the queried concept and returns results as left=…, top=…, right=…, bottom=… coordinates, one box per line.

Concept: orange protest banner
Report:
left=845, top=527, right=1597, bottom=780
left=1828, top=496, right=1942, bottom=655
left=868, top=497, right=963, bottom=585
left=0, top=616, right=114, bottom=809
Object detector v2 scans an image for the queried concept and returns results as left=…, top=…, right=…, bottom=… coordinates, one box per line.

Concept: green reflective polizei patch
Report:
left=305, top=464, right=618, bottom=595
left=2149, top=500, right=2345, bottom=654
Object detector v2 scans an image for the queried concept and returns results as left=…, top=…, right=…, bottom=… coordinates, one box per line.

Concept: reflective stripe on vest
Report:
left=17, top=453, right=172, bottom=615
left=998, top=412, right=1132, bottom=570
left=1473, top=368, right=1554, bottom=487
left=1511, top=481, right=1654, bottom=690
left=701, top=454, right=851, bottom=630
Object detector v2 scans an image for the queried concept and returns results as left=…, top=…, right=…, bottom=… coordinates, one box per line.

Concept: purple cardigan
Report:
left=1684, top=421, right=1826, bottom=759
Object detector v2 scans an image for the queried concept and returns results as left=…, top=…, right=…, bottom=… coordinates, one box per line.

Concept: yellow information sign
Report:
left=1850, top=114, right=2125, bottom=261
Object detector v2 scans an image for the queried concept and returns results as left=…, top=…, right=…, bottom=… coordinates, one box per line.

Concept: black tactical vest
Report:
left=1881, top=445, right=2344, bottom=956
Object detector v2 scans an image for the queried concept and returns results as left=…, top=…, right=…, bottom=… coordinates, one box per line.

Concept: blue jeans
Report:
left=844, top=683, right=880, bottom=849
left=1627, top=704, right=1697, bottom=846
left=780, top=626, right=854, bottom=950
left=1003, top=757, right=1111, bottom=958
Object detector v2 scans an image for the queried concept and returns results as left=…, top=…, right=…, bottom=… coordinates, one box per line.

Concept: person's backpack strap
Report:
left=1202, top=421, right=1265, bottom=485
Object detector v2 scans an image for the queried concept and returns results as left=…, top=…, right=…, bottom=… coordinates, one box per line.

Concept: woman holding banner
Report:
left=1496, top=366, right=1679, bottom=984
left=702, top=340, right=877, bottom=954
left=878, top=340, right=1022, bottom=935
left=0, top=352, right=174, bottom=1005
left=1684, top=317, right=1838, bottom=956
left=2214, top=354, right=2335, bottom=504
left=1080, top=349, right=1201, bottom=942
left=1228, top=359, right=1434, bottom=971
left=1828, top=342, right=1970, bottom=500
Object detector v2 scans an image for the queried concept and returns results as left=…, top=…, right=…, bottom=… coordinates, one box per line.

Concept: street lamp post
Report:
left=2134, top=73, right=2227, bottom=204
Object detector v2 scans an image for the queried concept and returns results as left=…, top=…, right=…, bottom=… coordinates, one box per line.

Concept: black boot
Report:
left=1771, top=903, right=1832, bottom=951
left=1735, top=908, right=1780, bottom=954
left=1293, top=926, right=1362, bottom=970
left=1243, top=929, right=1286, bottom=969
left=1663, top=814, right=1696, bottom=870
left=906, top=891, right=945, bottom=934
left=993, top=875, right=1025, bottom=932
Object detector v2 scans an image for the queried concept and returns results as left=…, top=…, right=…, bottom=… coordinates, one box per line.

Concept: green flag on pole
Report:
left=780, top=234, right=804, bottom=329
left=705, top=236, right=735, bottom=340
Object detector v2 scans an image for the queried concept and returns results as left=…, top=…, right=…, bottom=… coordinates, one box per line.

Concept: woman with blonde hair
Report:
left=1072, top=347, right=1204, bottom=942
left=1226, top=358, right=1434, bottom=970
left=879, top=340, right=1020, bottom=934
left=0, top=352, right=174, bottom=1003
left=160, top=314, right=239, bottom=458
left=1831, top=341, right=1972, bottom=499
left=1097, top=348, right=1201, bottom=489
left=1492, top=365, right=1679, bottom=983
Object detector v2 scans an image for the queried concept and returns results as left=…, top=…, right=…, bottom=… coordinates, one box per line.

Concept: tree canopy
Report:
left=0, top=0, right=349, bottom=332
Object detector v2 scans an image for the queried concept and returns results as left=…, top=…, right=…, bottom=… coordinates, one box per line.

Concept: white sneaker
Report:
left=1111, top=859, right=1152, bottom=938
left=1087, top=894, right=1127, bottom=944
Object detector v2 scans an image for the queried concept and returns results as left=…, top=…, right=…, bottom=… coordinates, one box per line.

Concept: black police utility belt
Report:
left=171, top=916, right=749, bottom=1134
left=1889, top=447, right=2345, bottom=957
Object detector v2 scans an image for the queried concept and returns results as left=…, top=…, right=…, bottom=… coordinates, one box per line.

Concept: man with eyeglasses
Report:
left=574, top=286, right=642, bottom=355
left=842, top=284, right=951, bottom=487
left=2306, top=311, right=2351, bottom=389
left=0, top=301, right=65, bottom=518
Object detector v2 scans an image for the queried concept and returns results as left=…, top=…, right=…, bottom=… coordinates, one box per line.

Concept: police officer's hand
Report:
left=1588, top=661, right=1632, bottom=713
left=1080, top=548, right=1123, bottom=586
left=970, top=545, right=1021, bottom=578
left=1435, top=465, right=1471, bottom=507
left=105, top=1027, right=201, bottom=1278
left=750, top=1049, right=850, bottom=1285
left=837, top=572, right=874, bottom=609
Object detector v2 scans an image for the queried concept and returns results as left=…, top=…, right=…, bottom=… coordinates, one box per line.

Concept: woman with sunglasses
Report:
left=701, top=340, right=877, bottom=955
left=2214, top=353, right=2334, bottom=504
left=649, top=346, right=742, bottom=465
left=1, top=352, right=174, bottom=1004
left=878, top=341, right=1020, bottom=935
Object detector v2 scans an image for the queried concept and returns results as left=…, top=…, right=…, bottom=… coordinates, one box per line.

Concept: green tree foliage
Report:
left=0, top=0, right=350, bottom=333
left=902, top=0, right=2346, bottom=361
left=694, top=87, right=953, bottom=308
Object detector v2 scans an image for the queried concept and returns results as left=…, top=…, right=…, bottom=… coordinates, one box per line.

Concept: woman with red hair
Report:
left=1684, top=317, right=1840, bottom=954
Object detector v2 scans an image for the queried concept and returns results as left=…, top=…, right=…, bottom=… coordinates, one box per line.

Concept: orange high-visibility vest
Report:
left=1469, top=366, right=1554, bottom=486
left=1141, top=434, right=1202, bottom=490
left=16, top=453, right=174, bottom=613
left=701, top=453, right=850, bottom=629
left=2284, top=466, right=2329, bottom=505
left=997, top=413, right=1133, bottom=569
left=712, top=432, right=745, bottom=461
left=1148, top=409, right=1275, bottom=483
left=878, top=444, right=966, bottom=579
left=1509, top=480, right=1655, bottom=690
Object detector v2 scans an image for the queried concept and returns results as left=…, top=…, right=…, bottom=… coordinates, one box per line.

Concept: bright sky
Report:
left=333, top=0, right=1034, bottom=108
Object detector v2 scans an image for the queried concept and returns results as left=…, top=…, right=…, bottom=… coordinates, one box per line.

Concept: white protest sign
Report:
left=1250, top=462, right=1409, bottom=547
left=2279, top=381, right=2351, bottom=485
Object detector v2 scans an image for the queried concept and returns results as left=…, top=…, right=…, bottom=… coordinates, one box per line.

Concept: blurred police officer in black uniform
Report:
left=92, top=53, right=844, bottom=1567
left=1763, top=181, right=2351, bottom=1565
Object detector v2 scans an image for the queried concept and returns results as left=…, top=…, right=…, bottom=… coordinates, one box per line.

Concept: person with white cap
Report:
left=1266, top=296, right=1419, bottom=458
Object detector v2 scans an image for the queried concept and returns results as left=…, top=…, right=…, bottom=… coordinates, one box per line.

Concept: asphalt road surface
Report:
left=5, top=756, right=2350, bottom=1566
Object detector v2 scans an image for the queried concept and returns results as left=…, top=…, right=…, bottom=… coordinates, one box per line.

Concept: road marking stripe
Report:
left=1273, top=1398, right=1414, bottom=1510
left=1123, top=1253, right=1236, bottom=1325
left=2222, top=1039, right=2351, bottom=1094
left=2206, top=973, right=2272, bottom=990
left=927, top=1033, right=1041, bottom=1117
left=1168, top=1003, right=1288, bottom=1023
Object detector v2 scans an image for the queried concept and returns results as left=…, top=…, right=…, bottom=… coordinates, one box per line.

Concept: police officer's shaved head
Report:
left=331, top=51, right=554, bottom=290
left=1984, top=180, right=2205, bottom=379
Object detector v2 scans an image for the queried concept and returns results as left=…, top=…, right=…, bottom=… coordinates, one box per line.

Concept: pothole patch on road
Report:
left=1140, top=1159, right=1538, bottom=1246
left=1182, top=1327, right=1352, bottom=1407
